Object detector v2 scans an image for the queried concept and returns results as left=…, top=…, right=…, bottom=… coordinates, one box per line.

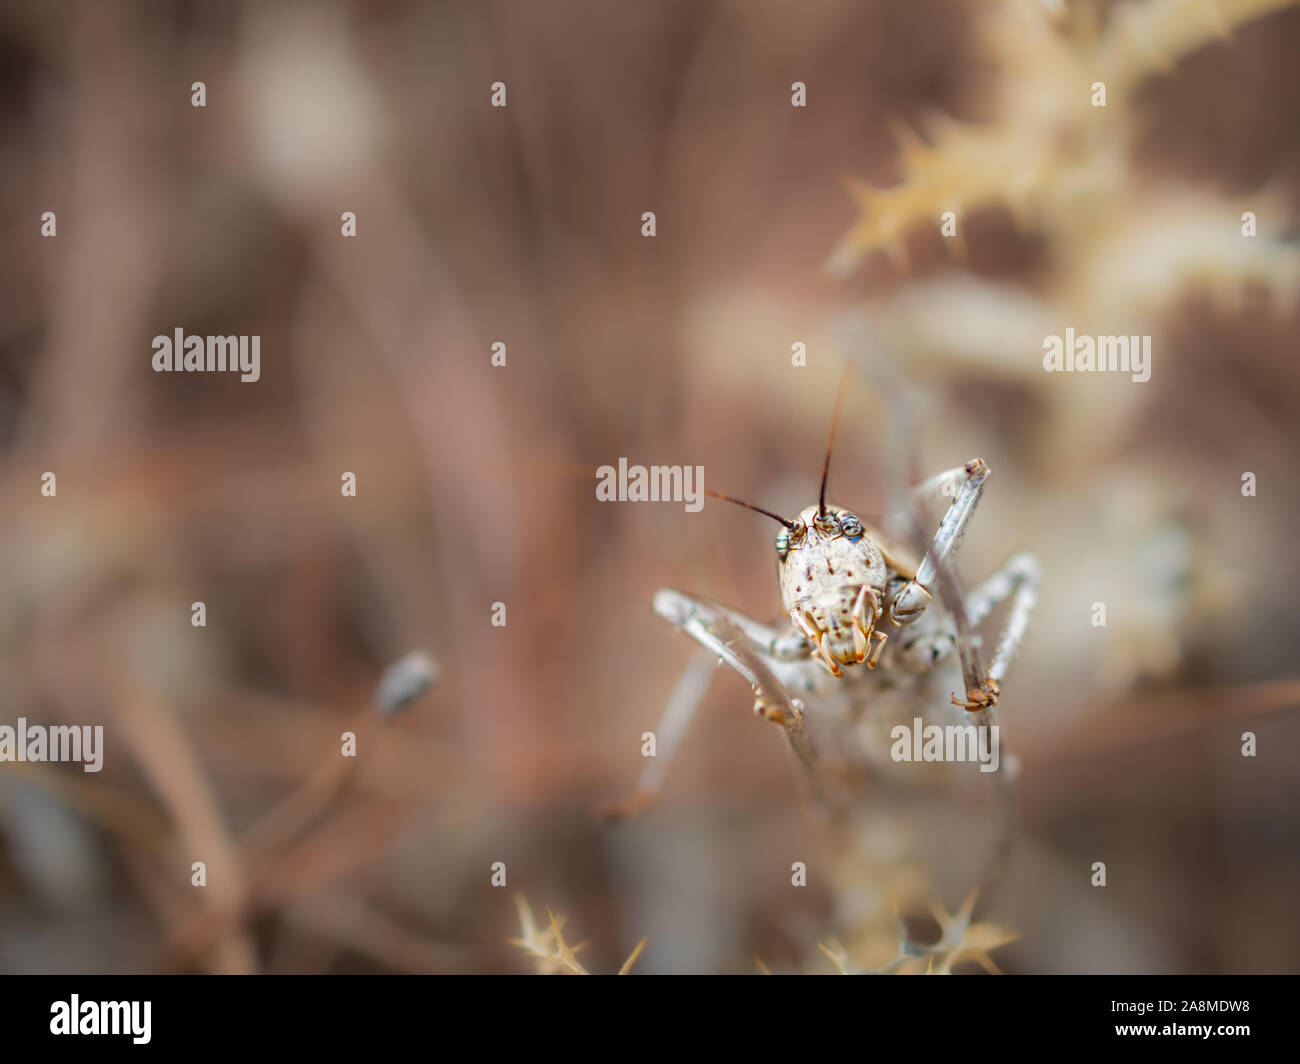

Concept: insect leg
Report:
left=965, top=553, right=1041, bottom=687
left=895, top=458, right=1002, bottom=713
left=602, top=647, right=717, bottom=820
left=604, top=591, right=816, bottom=820
left=907, top=461, right=984, bottom=507
left=656, top=589, right=811, bottom=661
left=655, top=591, right=818, bottom=780
left=887, top=549, right=1040, bottom=679
left=889, top=458, right=990, bottom=626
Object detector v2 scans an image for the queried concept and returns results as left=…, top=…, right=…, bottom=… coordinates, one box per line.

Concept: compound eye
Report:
left=775, top=530, right=789, bottom=561
left=838, top=512, right=864, bottom=538
left=776, top=520, right=806, bottom=562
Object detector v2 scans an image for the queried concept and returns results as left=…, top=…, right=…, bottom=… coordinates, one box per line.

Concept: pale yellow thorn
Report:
left=619, top=937, right=648, bottom=975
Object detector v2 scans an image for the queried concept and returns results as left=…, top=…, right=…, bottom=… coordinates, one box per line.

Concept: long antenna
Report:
left=818, top=366, right=853, bottom=519
left=706, top=490, right=798, bottom=531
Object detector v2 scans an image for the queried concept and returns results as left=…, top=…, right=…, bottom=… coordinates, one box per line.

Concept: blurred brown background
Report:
left=1, top=0, right=1298, bottom=974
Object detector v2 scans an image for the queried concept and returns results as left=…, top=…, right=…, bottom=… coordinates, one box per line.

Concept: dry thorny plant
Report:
left=830, top=0, right=1299, bottom=307
left=511, top=890, right=1017, bottom=976
left=511, top=894, right=646, bottom=976
left=815, top=892, right=1019, bottom=976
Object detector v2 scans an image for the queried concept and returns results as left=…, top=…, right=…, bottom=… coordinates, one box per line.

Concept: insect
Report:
left=615, top=371, right=1040, bottom=814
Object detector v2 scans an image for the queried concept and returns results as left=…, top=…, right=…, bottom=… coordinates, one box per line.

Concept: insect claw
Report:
left=950, top=680, right=1000, bottom=712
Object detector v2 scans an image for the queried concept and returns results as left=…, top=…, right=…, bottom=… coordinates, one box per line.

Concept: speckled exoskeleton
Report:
left=615, top=391, right=1040, bottom=813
